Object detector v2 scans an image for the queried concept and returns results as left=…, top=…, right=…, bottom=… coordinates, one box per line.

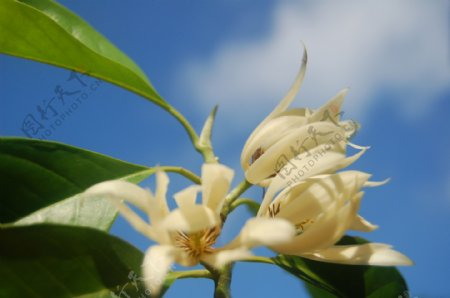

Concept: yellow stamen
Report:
left=174, top=226, right=221, bottom=263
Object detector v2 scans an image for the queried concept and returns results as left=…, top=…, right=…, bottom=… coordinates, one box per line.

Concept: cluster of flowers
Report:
left=83, top=50, right=411, bottom=294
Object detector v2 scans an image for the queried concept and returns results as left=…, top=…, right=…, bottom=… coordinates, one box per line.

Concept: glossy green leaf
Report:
left=13, top=192, right=119, bottom=231
left=0, top=137, right=153, bottom=227
left=0, top=0, right=166, bottom=107
left=272, top=236, right=408, bottom=298
left=0, top=224, right=147, bottom=298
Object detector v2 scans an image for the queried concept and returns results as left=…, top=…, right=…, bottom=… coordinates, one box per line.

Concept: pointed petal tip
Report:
left=339, top=88, right=350, bottom=98
left=379, top=248, right=414, bottom=266
left=299, top=42, right=308, bottom=64
left=348, top=142, right=370, bottom=150
left=365, top=178, right=391, bottom=187
left=301, top=243, right=414, bottom=266
left=362, top=244, right=414, bottom=266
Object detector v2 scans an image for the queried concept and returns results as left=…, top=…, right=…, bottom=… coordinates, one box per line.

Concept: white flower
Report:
left=84, top=163, right=295, bottom=295
left=241, top=48, right=365, bottom=186
left=257, top=170, right=413, bottom=266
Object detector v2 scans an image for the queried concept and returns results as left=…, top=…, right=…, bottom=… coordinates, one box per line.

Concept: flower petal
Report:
left=162, top=205, right=219, bottom=232
left=350, top=215, right=379, bottom=232
left=110, top=200, right=159, bottom=241
left=224, top=217, right=295, bottom=250
left=201, top=248, right=253, bottom=269
left=142, top=245, right=176, bottom=295
left=301, top=243, right=413, bottom=266
left=257, top=150, right=356, bottom=216
left=246, top=122, right=347, bottom=184
left=241, top=47, right=307, bottom=170
left=201, top=163, right=234, bottom=214
left=241, top=114, right=308, bottom=172
left=364, top=178, right=390, bottom=187
left=308, top=88, right=348, bottom=123
left=265, top=46, right=308, bottom=120
left=242, top=117, right=307, bottom=172
left=155, top=170, right=170, bottom=217
left=272, top=192, right=362, bottom=254
left=84, top=180, right=153, bottom=214
left=174, top=185, right=201, bottom=209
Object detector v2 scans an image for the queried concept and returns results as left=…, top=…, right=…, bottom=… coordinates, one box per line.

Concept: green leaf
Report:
left=0, top=137, right=153, bottom=228
left=0, top=0, right=166, bottom=107
left=272, top=236, right=408, bottom=298
left=0, top=224, right=147, bottom=298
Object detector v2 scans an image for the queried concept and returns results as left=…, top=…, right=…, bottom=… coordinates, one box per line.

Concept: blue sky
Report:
left=1, top=1, right=450, bottom=297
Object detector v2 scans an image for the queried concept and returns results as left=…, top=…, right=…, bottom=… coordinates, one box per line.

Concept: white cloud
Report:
left=178, top=0, right=450, bottom=130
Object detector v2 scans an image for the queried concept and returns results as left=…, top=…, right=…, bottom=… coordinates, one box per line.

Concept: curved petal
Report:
left=257, top=146, right=347, bottom=198
left=110, top=200, right=159, bottom=241
left=266, top=171, right=370, bottom=224
left=241, top=47, right=307, bottom=170
left=246, top=122, right=346, bottom=184
left=241, top=114, right=308, bottom=172
left=201, top=248, right=253, bottom=269
left=83, top=180, right=170, bottom=243
left=155, top=170, right=170, bottom=217
left=350, top=215, right=379, bottom=232
left=322, top=171, right=370, bottom=202
left=301, top=243, right=413, bottom=266
left=162, top=205, right=220, bottom=233
left=257, top=175, right=288, bottom=216
left=224, top=217, right=295, bottom=250
left=265, top=46, right=308, bottom=120
left=270, top=180, right=337, bottom=223
left=272, top=192, right=361, bottom=254
left=259, top=170, right=370, bottom=219
left=142, top=245, right=177, bottom=296
left=308, top=88, right=348, bottom=123
left=364, top=178, right=390, bottom=187
left=326, top=147, right=367, bottom=175
left=174, top=185, right=201, bottom=209
left=84, top=180, right=153, bottom=214
left=201, top=163, right=234, bottom=214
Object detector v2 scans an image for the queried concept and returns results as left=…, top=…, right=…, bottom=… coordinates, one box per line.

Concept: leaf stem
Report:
left=229, top=198, right=260, bottom=213
left=239, top=256, right=275, bottom=265
left=124, top=166, right=201, bottom=184
left=166, top=269, right=213, bottom=280
left=163, top=105, right=216, bottom=163
left=220, top=179, right=252, bottom=221
left=158, top=166, right=201, bottom=184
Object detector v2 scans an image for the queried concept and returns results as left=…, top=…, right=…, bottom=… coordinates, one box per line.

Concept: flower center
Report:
left=174, top=226, right=221, bottom=263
